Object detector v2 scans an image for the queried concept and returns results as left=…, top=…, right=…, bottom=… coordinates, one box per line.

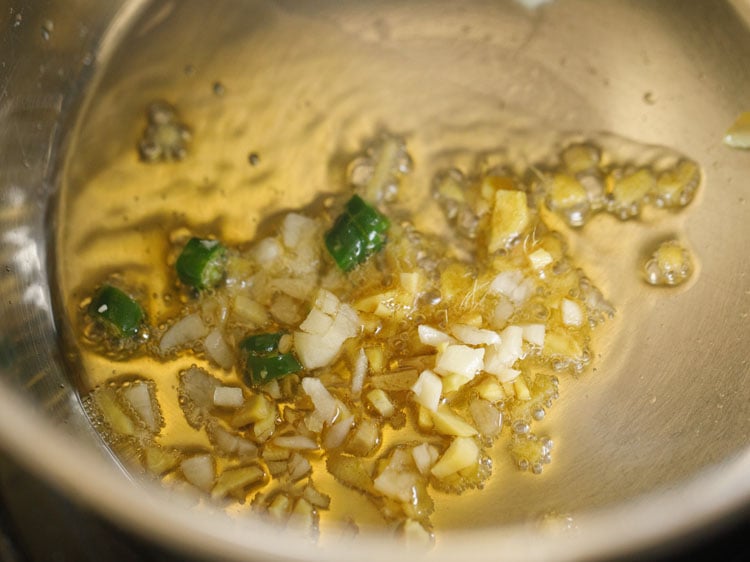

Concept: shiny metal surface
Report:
left=1, top=1, right=749, bottom=560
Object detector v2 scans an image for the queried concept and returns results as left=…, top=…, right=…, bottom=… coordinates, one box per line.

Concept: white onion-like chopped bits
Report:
left=121, top=381, right=159, bottom=433
left=288, top=453, right=312, bottom=480
left=305, top=410, right=325, bottom=433
left=159, top=313, right=208, bottom=354
left=528, top=248, right=553, bottom=269
left=213, top=386, right=244, bottom=408
left=561, top=299, right=584, bottom=327
left=231, top=295, right=269, bottom=327
left=204, top=329, right=235, bottom=369
left=434, top=344, right=484, bottom=379
left=314, top=288, right=340, bottom=316
left=294, top=332, right=339, bottom=370
left=351, top=349, right=368, bottom=398
left=206, top=421, right=258, bottom=460
left=178, top=367, right=222, bottom=429
left=488, top=270, right=534, bottom=305
left=273, top=435, right=319, bottom=450
left=367, top=389, right=395, bottom=417
left=483, top=326, right=524, bottom=376
left=521, top=323, right=546, bottom=347
left=251, top=237, right=282, bottom=264
left=301, top=377, right=338, bottom=424
left=295, top=290, right=361, bottom=370
left=417, top=325, right=454, bottom=347
left=410, top=370, right=442, bottom=412
left=484, top=347, right=517, bottom=376
left=324, top=415, right=354, bottom=449
left=299, top=308, right=334, bottom=335
left=491, top=297, right=515, bottom=329
left=374, top=468, right=419, bottom=503
left=181, top=454, right=215, bottom=492
left=271, top=278, right=315, bottom=301
left=281, top=213, right=318, bottom=250
left=451, top=324, right=500, bottom=346
left=412, top=443, right=439, bottom=475
left=494, top=368, right=521, bottom=383
left=501, top=325, right=524, bottom=351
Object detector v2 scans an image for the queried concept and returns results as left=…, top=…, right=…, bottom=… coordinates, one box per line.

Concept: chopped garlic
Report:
left=299, top=308, right=334, bottom=335
left=281, top=213, right=318, bottom=249
left=315, top=288, right=340, bottom=315
left=271, top=277, right=315, bottom=301
left=213, top=386, right=244, bottom=408
left=441, top=373, right=471, bottom=394
left=121, top=381, right=160, bottom=433
left=367, top=388, right=395, bottom=417
left=373, top=468, right=419, bottom=503
left=431, top=437, right=480, bottom=478
left=528, top=248, right=553, bottom=269
left=488, top=270, right=533, bottom=305
left=417, top=325, right=454, bottom=346
left=204, top=328, right=234, bottom=369
left=159, top=313, right=207, bottom=354
left=475, top=377, right=505, bottom=402
left=301, top=377, right=338, bottom=424
left=345, top=419, right=380, bottom=456
left=273, top=435, right=319, bottom=450
left=417, top=405, right=433, bottom=430
left=181, top=455, right=215, bottom=492
left=412, top=443, right=440, bottom=475
left=490, top=297, right=515, bottom=329
left=399, top=271, right=422, bottom=294
left=434, top=344, right=484, bottom=379
left=483, top=325, right=524, bottom=375
left=231, top=394, right=274, bottom=428
left=206, top=421, right=258, bottom=459
left=544, top=330, right=584, bottom=359
left=251, top=237, right=282, bottom=264
left=494, top=368, right=521, bottom=383
left=521, top=323, right=546, bottom=347
left=431, top=405, right=478, bottom=437
left=231, top=295, right=269, bottom=327
left=451, top=324, right=500, bottom=346
left=489, top=190, right=530, bottom=253
left=411, top=370, right=442, bottom=412
left=211, top=465, right=264, bottom=499
left=561, top=299, right=584, bottom=327
left=324, top=415, right=354, bottom=449
left=351, top=348, right=368, bottom=398
left=295, top=290, right=360, bottom=369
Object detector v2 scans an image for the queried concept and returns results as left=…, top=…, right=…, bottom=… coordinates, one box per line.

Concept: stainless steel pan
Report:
left=1, top=1, right=749, bottom=560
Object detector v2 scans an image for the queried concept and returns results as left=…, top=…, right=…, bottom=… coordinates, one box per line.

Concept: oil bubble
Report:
left=643, top=240, right=693, bottom=287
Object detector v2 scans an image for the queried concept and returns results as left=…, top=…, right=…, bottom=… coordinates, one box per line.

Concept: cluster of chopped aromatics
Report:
left=82, top=136, right=626, bottom=544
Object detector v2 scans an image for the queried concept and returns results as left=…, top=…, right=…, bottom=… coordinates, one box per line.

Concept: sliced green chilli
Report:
left=324, top=195, right=390, bottom=272
left=175, top=237, right=227, bottom=289
left=240, top=333, right=302, bottom=386
left=89, top=285, right=144, bottom=337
